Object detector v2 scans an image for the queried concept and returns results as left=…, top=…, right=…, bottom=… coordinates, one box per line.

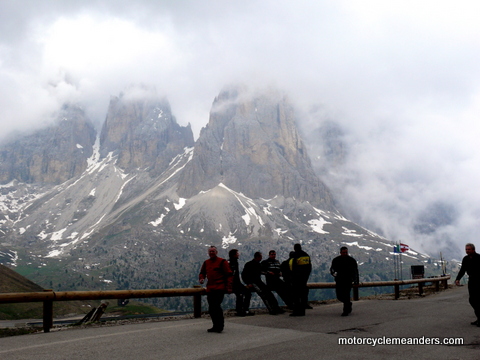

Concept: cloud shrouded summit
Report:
left=176, top=86, right=335, bottom=210
left=0, top=1, right=479, bottom=256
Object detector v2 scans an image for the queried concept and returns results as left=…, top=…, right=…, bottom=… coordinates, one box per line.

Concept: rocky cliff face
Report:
left=177, top=86, right=334, bottom=210
left=0, top=104, right=96, bottom=185
left=100, top=85, right=194, bottom=175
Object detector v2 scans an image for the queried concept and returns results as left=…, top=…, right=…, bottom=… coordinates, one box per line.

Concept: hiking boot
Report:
left=207, top=327, right=223, bottom=333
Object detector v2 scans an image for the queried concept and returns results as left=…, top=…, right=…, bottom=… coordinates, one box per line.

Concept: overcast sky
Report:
left=1, top=0, right=479, bottom=258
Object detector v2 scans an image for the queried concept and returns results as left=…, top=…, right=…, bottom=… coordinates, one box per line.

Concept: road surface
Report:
left=0, top=285, right=478, bottom=359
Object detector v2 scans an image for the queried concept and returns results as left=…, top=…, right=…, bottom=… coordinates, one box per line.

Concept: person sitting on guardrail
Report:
left=228, top=249, right=253, bottom=317
left=242, top=252, right=285, bottom=315
left=330, top=246, right=359, bottom=316
left=199, top=246, right=233, bottom=333
left=261, top=250, right=294, bottom=309
left=455, top=243, right=480, bottom=327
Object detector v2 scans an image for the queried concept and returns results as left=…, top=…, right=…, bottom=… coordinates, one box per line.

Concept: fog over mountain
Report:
left=1, top=1, right=480, bottom=259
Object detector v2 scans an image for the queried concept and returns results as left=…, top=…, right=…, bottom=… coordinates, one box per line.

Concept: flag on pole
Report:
left=393, top=244, right=401, bottom=253
left=400, top=243, right=409, bottom=253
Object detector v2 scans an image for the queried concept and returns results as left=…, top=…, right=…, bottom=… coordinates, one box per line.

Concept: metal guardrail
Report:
left=0, top=275, right=450, bottom=333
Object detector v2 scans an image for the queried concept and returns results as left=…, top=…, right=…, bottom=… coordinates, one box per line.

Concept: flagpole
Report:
left=440, top=252, right=446, bottom=276
left=396, top=242, right=399, bottom=280
left=399, top=247, right=403, bottom=280
left=394, top=242, right=399, bottom=280
left=393, top=242, right=396, bottom=280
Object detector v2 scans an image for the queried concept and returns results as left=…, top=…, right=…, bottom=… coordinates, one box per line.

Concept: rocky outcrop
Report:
left=0, top=104, right=96, bottom=185
left=177, top=86, right=335, bottom=210
left=99, top=85, right=194, bottom=174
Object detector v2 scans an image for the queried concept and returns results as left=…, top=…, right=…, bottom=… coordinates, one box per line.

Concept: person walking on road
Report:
left=330, top=246, right=359, bottom=316
left=455, top=243, right=480, bottom=326
left=199, top=246, right=233, bottom=333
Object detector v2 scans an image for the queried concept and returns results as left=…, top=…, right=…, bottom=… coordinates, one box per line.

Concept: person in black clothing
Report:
left=330, top=246, right=359, bottom=316
left=242, top=252, right=285, bottom=315
left=290, top=244, right=312, bottom=316
left=228, top=249, right=253, bottom=316
left=455, top=243, right=480, bottom=326
left=261, top=250, right=293, bottom=309
left=280, top=251, right=295, bottom=288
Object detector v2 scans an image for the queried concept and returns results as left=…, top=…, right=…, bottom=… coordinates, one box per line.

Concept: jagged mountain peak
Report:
left=0, top=104, right=96, bottom=185
left=177, top=85, right=335, bottom=210
left=100, top=87, right=194, bottom=174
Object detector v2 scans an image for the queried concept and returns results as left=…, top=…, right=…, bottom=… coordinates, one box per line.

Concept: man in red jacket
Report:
left=199, top=246, right=233, bottom=333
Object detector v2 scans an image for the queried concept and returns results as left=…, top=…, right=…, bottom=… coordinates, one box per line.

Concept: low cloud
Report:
left=1, top=0, right=479, bottom=258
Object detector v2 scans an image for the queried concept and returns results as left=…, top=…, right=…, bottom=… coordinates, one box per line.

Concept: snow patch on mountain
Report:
left=308, top=217, right=331, bottom=234
left=343, top=241, right=382, bottom=252
left=342, top=227, right=363, bottom=237
left=222, top=232, right=237, bottom=248
left=174, top=198, right=187, bottom=210
left=114, top=175, right=136, bottom=203
left=51, top=228, right=67, bottom=241
left=149, top=214, right=166, bottom=227
left=274, top=228, right=288, bottom=236
left=218, top=183, right=265, bottom=227
left=86, top=136, right=101, bottom=169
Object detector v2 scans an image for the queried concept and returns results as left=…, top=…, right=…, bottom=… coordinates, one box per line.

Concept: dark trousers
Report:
left=207, top=290, right=225, bottom=330
left=468, top=281, right=480, bottom=320
left=234, top=285, right=252, bottom=315
left=252, top=282, right=281, bottom=314
left=267, top=277, right=293, bottom=308
left=336, top=281, right=352, bottom=313
left=291, top=279, right=309, bottom=315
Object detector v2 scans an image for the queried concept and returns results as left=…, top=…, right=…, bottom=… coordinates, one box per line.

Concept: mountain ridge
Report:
left=0, top=85, right=454, bottom=311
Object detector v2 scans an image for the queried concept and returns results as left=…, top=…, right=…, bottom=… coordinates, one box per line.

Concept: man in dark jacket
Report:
left=290, top=243, right=312, bottom=316
left=228, top=249, right=253, bottom=316
left=199, top=246, right=233, bottom=333
left=280, top=251, right=295, bottom=287
left=330, top=246, right=359, bottom=316
left=455, top=243, right=480, bottom=326
left=262, top=250, right=293, bottom=309
left=242, top=252, right=285, bottom=315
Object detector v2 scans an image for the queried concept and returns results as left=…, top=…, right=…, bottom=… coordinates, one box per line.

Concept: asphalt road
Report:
left=0, top=285, right=478, bottom=360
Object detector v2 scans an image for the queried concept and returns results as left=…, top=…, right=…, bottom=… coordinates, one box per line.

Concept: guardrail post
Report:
left=43, top=289, right=54, bottom=333
left=435, top=280, right=440, bottom=292
left=443, top=279, right=448, bottom=289
left=418, top=283, right=423, bottom=296
left=394, top=284, right=400, bottom=299
left=353, top=285, right=359, bottom=301
left=193, top=285, right=202, bottom=318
